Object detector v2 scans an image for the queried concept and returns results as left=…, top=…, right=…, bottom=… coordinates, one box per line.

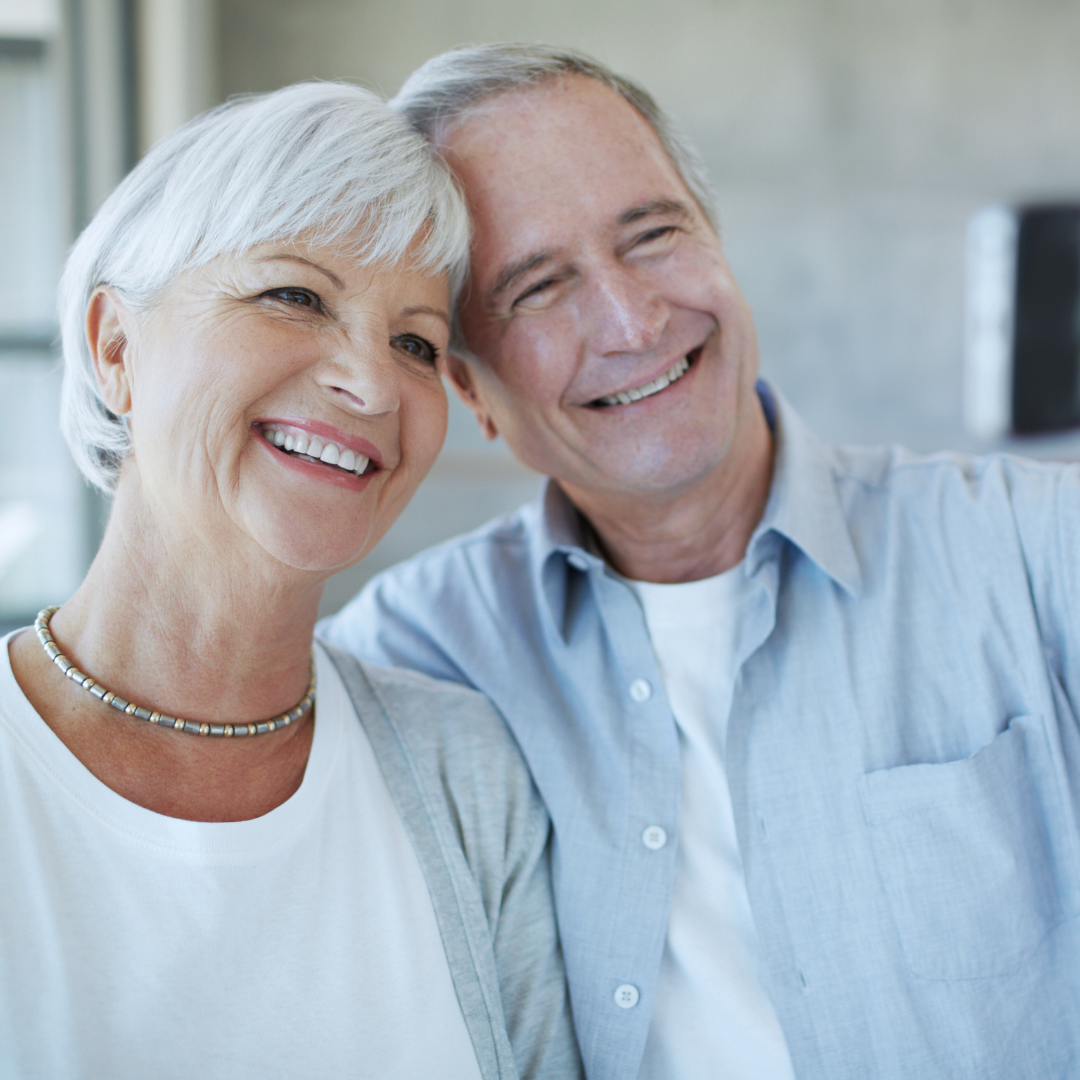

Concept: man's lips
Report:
left=589, top=347, right=701, bottom=407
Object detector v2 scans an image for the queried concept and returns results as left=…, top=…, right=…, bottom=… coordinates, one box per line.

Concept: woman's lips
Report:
left=256, top=434, right=378, bottom=491
left=255, top=418, right=383, bottom=468
left=259, top=422, right=374, bottom=476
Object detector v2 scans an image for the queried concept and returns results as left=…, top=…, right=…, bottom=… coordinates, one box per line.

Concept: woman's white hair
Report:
left=59, top=80, right=470, bottom=492
left=389, top=44, right=717, bottom=356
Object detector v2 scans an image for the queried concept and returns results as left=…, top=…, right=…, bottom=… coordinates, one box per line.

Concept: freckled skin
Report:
left=441, top=77, right=773, bottom=582
left=126, top=243, right=450, bottom=573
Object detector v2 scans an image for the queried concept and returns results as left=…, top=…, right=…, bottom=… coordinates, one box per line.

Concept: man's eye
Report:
left=393, top=334, right=439, bottom=365
left=513, top=278, right=556, bottom=308
left=264, top=287, right=320, bottom=310
left=636, top=225, right=677, bottom=246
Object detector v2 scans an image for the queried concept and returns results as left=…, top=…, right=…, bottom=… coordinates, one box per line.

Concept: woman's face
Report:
left=109, top=237, right=451, bottom=574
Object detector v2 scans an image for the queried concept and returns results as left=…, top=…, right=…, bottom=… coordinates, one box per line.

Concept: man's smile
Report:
left=590, top=346, right=700, bottom=408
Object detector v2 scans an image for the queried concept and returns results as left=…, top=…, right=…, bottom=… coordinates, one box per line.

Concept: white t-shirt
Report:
left=626, top=566, right=796, bottom=1080
left=0, top=634, right=482, bottom=1080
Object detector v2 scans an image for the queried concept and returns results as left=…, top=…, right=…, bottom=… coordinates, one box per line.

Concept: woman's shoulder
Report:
left=317, top=638, right=539, bottom=819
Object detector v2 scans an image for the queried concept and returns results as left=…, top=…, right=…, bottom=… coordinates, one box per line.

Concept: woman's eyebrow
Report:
left=255, top=254, right=345, bottom=290
left=401, top=304, right=450, bottom=326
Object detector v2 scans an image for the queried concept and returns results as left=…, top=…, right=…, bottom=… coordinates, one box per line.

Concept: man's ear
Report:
left=86, top=287, right=134, bottom=416
left=445, top=352, right=499, bottom=441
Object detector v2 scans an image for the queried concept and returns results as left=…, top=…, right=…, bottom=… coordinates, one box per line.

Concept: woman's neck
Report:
left=8, top=478, right=325, bottom=821
left=54, top=480, right=322, bottom=727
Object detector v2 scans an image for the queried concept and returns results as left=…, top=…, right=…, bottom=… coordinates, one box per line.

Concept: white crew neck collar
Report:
left=0, top=632, right=345, bottom=856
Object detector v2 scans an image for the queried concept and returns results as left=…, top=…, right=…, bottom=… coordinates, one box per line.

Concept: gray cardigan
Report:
left=321, top=642, right=583, bottom=1080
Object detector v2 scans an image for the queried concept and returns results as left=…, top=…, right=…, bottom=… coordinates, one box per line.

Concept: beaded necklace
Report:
left=34, top=607, right=315, bottom=737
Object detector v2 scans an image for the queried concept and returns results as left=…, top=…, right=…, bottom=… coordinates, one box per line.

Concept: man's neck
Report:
left=563, top=396, right=774, bottom=584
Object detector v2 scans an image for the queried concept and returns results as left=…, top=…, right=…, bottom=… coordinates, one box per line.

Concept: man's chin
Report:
left=562, top=442, right=735, bottom=505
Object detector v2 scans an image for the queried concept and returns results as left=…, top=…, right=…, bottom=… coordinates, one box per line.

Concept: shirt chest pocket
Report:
left=859, top=714, right=1080, bottom=980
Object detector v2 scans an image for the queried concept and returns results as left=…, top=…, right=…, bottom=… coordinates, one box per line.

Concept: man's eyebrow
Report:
left=490, top=251, right=555, bottom=297
left=255, top=254, right=345, bottom=290
left=618, top=198, right=693, bottom=226
left=401, top=304, right=450, bottom=327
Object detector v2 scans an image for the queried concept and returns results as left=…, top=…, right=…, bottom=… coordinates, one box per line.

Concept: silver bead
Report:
left=35, top=611, right=316, bottom=740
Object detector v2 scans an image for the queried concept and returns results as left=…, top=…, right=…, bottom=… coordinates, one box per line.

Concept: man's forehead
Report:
left=442, top=75, right=665, bottom=177
left=439, top=77, right=694, bottom=274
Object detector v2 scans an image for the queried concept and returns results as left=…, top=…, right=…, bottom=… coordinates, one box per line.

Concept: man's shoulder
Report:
left=367, top=500, right=542, bottom=594
left=318, top=499, right=550, bottom=676
left=828, top=439, right=1074, bottom=506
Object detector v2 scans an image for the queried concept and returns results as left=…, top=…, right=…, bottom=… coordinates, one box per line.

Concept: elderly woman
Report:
left=0, top=83, right=581, bottom=1080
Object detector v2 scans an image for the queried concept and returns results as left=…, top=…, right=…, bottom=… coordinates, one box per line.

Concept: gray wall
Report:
left=219, top=0, right=1080, bottom=612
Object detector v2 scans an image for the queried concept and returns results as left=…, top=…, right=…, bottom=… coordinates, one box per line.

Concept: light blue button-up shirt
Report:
left=321, top=385, right=1080, bottom=1079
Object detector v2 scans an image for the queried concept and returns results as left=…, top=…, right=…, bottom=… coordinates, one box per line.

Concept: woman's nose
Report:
left=583, top=265, right=669, bottom=357
left=317, top=334, right=401, bottom=416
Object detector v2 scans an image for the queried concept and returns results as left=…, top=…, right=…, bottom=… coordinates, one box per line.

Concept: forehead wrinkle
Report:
left=401, top=304, right=450, bottom=326
left=254, top=253, right=345, bottom=291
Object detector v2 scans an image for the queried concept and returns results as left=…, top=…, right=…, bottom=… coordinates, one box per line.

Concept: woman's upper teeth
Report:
left=596, top=354, right=692, bottom=407
left=261, top=424, right=370, bottom=475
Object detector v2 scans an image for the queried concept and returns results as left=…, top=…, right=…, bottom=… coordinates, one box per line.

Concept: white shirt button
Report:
left=642, top=825, right=667, bottom=850
left=614, top=984, right=640, bottom=1009
left=567, top=553, right=588, bottom=571
left=629, top=678, right=652, bottom=702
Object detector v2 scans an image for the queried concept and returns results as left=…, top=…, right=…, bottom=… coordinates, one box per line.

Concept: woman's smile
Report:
left=256, top=419, right=381, bottom=490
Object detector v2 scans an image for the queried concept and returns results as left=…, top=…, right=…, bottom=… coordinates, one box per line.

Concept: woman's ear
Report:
left=445, top=352, right=499, bottom=441
left=86, top=287, right=134, bottom=416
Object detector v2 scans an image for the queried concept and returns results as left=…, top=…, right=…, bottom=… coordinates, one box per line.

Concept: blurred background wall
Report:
left=3, top=0, right=1080, bottom=628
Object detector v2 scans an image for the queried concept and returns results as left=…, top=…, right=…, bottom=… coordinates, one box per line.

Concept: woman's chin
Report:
left=246, top=518, right=376, bottom=576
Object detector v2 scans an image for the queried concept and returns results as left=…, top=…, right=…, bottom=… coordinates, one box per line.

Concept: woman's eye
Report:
left=264, top=287, right=320, bottom=310
left=393, top=334, right=439, bottom=365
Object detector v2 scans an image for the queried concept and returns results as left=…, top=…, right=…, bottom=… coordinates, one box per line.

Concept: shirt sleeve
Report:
left=368, top=663, right=585, bottom=1080
left=1003, top=457, right=1080, bottom=721
left=485, top=769, right=584, bottom=1080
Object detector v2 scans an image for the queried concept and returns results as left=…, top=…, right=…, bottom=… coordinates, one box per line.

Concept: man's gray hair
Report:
left=59, top=81, right=470, bottom=492
left=389, top=44, right=717, bottom=355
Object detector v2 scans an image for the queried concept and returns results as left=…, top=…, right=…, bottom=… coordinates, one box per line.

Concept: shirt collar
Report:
left=749, top=381, right=863, bottom=597
left=532, top=379, right=863, bottom=631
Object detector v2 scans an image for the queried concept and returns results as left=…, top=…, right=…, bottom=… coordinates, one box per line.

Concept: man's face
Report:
left=442, top=75, right=763, bottom=504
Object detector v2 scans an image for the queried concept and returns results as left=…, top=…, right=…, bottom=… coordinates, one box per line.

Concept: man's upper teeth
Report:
left=261, top=424, right=370, bottom=475
left=597, top=354, right=691, bottom=407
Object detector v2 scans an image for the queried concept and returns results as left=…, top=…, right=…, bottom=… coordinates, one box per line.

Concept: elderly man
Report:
left=321, top=44, right=1080, bottom=1079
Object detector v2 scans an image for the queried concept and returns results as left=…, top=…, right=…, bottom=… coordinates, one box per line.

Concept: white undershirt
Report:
left=626, top=566, right=796, bottom=1080
left=0, top=634, right=482, bottom=1080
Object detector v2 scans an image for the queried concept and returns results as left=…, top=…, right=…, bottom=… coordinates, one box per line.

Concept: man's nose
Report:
left=317, top=333, right=401, bottom=416
left=582, top=264, right=669, bottom=356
